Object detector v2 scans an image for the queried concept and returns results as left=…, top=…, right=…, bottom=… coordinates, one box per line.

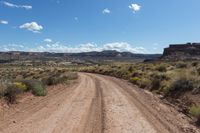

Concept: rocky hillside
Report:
left=162, top=43, right=200, bottom=60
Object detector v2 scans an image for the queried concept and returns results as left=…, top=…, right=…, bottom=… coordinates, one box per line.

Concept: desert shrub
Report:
left=189, top=105, right=200, bottom=125
left=156, top=64, right=167, bottom=72
left=32, top=82, right=46, bottom=96
left=151, top=78, right=161, bottom=91
left=139, top=78, right=151, bottom=89
left=161, top=86, right=171, bottom=95
left=42, top=73, right=77, bottom=86
left=167, top=75, right=195, bottom=98
left=176, top=61, right=187, bottom=68
left=130, top=77, right=141, bottom=85
left=42, top=76, right=59, bottom=86
left=4, top=85, right=23, bottom=103
left=189, top=105, right=200, bottom=117
left=150, top=72, right=169, bottom=91
left=22, top=80, right=47, bottom=96
left=13, top=82, right=27, bottom=91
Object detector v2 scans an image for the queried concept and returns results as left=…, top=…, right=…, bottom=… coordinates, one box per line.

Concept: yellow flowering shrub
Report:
left=13, top=82, right=27, bottom=91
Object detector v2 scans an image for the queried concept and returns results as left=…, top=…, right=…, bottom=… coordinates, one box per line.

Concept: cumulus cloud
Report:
left=103, top=42, right=146, bottom=53
left=44, top=38, right=53, bottom=43
left=102, top=8, right=111, bottom=14
left=32, top=42, right=146, bottom=53
left=2, top=1, right=32, bottom=10
left=1, top=42, right=146, bottom=53
left=19, top=22, right=43, bottom=33
left=128, top=3, right=141, bottom=13
left=0, top=20, right=8, bottom=24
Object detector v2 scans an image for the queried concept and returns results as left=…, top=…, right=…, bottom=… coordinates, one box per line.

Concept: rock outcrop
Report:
left=162, top=43, right=200, bottom=60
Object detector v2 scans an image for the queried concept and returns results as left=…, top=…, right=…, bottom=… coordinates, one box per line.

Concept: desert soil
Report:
left=0, top=73, right=199, bottom=133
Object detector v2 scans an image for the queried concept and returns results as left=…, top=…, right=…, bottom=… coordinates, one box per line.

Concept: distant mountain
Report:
left=67, top=50, right=161, bottom=59
left=0, top=50, right=161, bottom=63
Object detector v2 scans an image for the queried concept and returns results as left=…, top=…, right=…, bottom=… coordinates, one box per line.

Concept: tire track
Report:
left=0, top=73, right=199, bottom=133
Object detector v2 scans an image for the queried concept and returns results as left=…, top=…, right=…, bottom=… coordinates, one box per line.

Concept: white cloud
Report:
left=102, top=8, right=111, bottom=14
left=2, top=1, right=32, bottom=10
left=44, top=38, right=53, bottom=43
left=0, top=20, right=8, bottom=24
left=30, top=42, right=146, bottom=53
left=103, top=42, right=146, bottom=53
left=19, top=22, right=43, bottom=33
left=128, top=4, right=141, bottom=13
left=0, top=42, right=147, bottom=54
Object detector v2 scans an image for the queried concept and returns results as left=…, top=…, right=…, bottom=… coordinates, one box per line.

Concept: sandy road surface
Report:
left=0, top=73, right=199, bottom=133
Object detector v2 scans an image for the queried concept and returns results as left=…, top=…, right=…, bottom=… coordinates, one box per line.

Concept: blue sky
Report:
left=0, top=0, right=200, bottom=53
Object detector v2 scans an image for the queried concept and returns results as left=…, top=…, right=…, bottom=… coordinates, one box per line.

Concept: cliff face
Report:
left=162, top=43, right=200, bottom=60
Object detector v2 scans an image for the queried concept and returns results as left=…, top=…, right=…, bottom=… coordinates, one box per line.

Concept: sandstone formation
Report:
left=162, top=43, right=200, bottom=60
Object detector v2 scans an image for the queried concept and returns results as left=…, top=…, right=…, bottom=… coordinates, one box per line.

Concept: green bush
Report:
left=139, top=78, right=151, bottom=89
left=42, top=73, right=78, bottom=86
left=32, top=82, right=46, bottom=96
left=167, top=76, right=195, bottom=98
left=189, top=105, right=200, bottom=117
left=22, top=80, right=47, bottom=96
left=189, top=105, right=200, bottom=124
left=42, top=76, right=59, bottom=86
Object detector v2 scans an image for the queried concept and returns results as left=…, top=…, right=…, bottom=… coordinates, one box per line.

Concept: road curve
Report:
left=0, top=73, right=198, bottom=133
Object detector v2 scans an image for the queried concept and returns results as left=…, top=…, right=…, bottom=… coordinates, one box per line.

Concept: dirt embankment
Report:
left=0, top=73, right=199, bottom=133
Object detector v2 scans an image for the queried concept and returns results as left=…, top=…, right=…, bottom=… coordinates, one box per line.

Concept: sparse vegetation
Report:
left=4, top=84, right=22, bottom=104
left=176, top=61, right=187, bottom=68
left=189, top=105, right=200, bottom=125
left=0, top=67, right=78, bottom=103
left=156, top=64, right=167, bottom=72
left=166, top=74, right=195, bottom=98
left=81, top=61, right=200, bottom=124
left=22, top=80, right=47, bottom=96
left=189, top=105, right=200, bottom=117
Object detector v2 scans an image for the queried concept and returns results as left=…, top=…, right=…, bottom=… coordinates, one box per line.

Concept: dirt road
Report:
left=0, top=73, right=199, bottom=133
